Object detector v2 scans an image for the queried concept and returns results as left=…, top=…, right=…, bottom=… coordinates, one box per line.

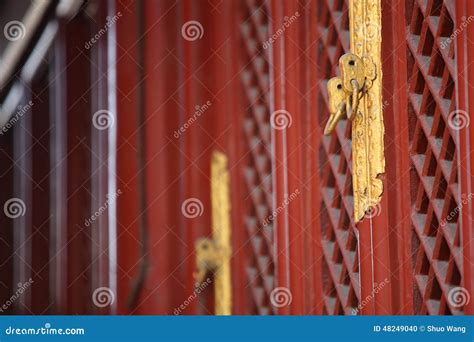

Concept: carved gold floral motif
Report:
left=349, top=0, right=385, bottom=222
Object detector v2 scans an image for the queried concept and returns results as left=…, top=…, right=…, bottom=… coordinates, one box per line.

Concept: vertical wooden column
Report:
left=269, top=0, right=291, bottom=315
left=88, top=0, right=118, bottom=315
left=379, top=0, right=414, bottom=315
left=143, top=0, right=187, bottom=314
left=456, top=0, right=474, bottom=315
left=358, top=0, right=414, bottom=315
left=226, top=1, right=251, bottom=315
left=116, top=0, right=227, bottom=314
left=29, top=61, right=53, bottom=314
left=206, top=0, right=244, bottom=314
left=307, top=0, right=324, bottom=315
left=116, top=0, right=145, bottom=314
left=116, top=0, right=182, bottom=314
left=63, top=12, right=93, bottom=314
left=269, top=0, right=316, bottom=315
left=12, top=89, right=33, bottom=314
left=0, top=109, right=14, bottom=313
left=50, top=20, right=68, bottom=314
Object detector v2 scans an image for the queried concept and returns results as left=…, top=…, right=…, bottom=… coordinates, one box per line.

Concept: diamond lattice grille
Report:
left=316, top=0, right=360, bottom=315
left=406, top=0, right=463, bottom=315
left=240, top=0, right=275, bottom=315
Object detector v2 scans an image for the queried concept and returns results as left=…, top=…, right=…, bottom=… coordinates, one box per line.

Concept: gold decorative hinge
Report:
left=194, top=237, right=228, bottom=285
left=324, top=53, right=376, bottom=135
left=194, top=151, right=232, bottom=315
left=324, top=0, right=385, bottom=223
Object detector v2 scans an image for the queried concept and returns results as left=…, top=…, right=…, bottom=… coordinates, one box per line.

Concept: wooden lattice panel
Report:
left=316, top=0, right=360, bottom=315
left=240, top=0, right=275, bottom=315
left=405, top=0, right=463, bottom=315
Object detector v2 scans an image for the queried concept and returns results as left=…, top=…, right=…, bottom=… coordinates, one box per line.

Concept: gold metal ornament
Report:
left=324, top=77, right=347, bottom=135
left=194, top=151, right=232, bottom=315
left=324, top=0, right=385, bottom=223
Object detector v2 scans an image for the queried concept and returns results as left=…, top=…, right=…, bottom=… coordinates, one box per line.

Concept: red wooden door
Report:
left=225, top=0, right=474, bottom=316
left=0, top=0, right=117, bottom=314
left=382, top=0, right=472, bottom=315
left=115, top=0, right=244, bottom=315
left=254, top=0, right=474, bottom=316
left=112, top=0, right=473, bottom=316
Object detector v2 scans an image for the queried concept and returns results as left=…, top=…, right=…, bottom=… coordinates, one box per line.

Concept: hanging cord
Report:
left=127, top=0, right=149, bottom=310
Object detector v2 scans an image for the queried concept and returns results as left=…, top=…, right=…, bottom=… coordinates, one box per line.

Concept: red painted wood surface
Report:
left=114, top=0, right=474, bottom=316
left=0, top=0, right=472, bottom=316
left=0, top=2, right=116, bottom=314
left=380, top=0, right=414, bottom=315
left=312, top=0, right=361, bottom=315
left=403, top=0, right=464, bottom=315
left=238, top=0, right=277, bottom=314
left=116, top=0, right=246, bottom=315
left=456, top=0, right=474, bottom=316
